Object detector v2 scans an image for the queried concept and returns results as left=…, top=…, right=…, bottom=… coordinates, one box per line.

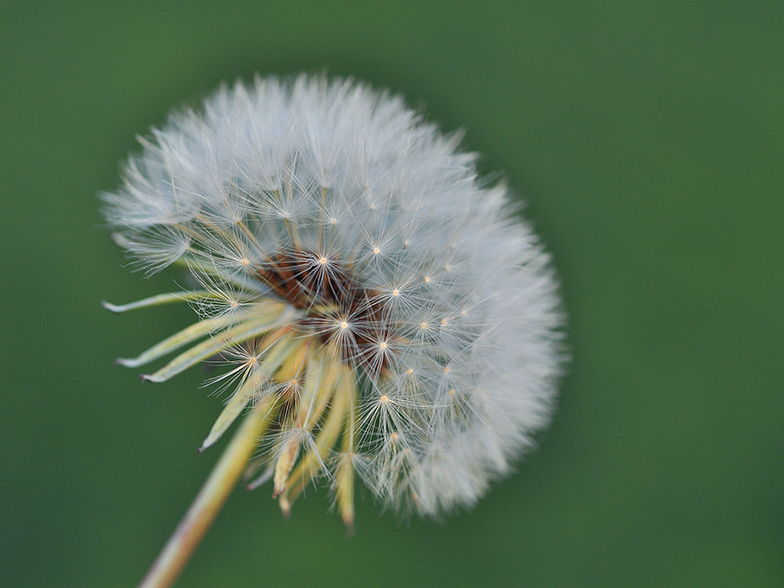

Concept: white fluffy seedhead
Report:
left=103, top=74, right=565, bottom=521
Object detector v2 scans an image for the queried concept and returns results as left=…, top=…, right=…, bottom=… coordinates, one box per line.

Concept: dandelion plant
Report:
left=103, top=75, right=565, bottom=588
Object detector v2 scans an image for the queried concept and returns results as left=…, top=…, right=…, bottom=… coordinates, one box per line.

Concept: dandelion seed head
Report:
left=103, top=74, right=565, bottom=521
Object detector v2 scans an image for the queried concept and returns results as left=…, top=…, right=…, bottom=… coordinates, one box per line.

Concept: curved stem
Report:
left=137, top=399, right=275, bottom=588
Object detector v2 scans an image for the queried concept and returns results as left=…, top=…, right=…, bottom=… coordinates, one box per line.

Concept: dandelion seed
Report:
left=103, top=74, right=565, bottom=588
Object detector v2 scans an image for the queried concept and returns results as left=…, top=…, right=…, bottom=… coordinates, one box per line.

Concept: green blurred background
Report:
left=1, top=1, right=782, bottom=587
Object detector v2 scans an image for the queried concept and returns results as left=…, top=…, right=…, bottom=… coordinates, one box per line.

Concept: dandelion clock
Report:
left=102, top=75, right=566, bottom=588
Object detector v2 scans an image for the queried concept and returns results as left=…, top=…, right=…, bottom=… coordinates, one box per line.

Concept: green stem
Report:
left=137, top=399, right=275, bottom=588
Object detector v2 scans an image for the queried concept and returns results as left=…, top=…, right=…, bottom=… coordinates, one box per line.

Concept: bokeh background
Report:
left=2, top=2, right=782, bottom=587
